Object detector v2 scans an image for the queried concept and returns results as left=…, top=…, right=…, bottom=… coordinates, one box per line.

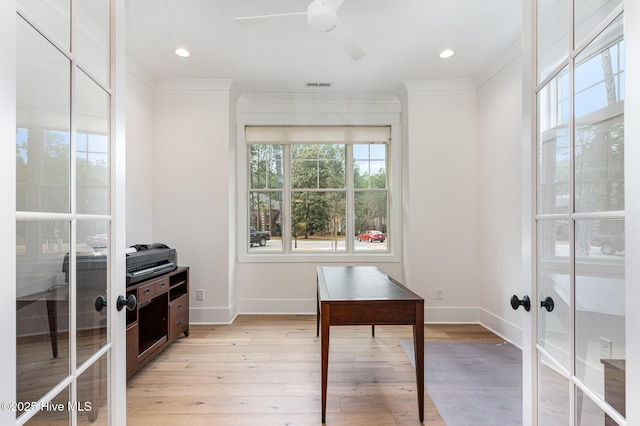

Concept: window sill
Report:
left=238, top=251, right=400, bottom=264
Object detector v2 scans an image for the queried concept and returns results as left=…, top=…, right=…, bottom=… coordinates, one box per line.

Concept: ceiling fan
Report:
left=234, top=0, right=365, bottom=61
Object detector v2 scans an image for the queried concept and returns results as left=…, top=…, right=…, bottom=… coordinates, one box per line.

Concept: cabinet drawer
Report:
left=138, top=277, right=169, bottom=303
left=169, top=294, right=189, bottom=341
left=170, top=294, right=188, bottom=315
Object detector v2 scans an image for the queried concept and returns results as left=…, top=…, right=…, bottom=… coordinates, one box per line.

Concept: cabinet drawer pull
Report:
left=177, top=304, right=182, bottom=310
left=177, top=322, right=182, bottom=327
left=144, top=289, right=150, bottom=295
left=161, top=282, right=165, bottom=288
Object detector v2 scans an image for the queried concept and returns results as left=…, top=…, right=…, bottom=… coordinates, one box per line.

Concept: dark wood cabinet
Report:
left=126, top=266, right=189, bottom=379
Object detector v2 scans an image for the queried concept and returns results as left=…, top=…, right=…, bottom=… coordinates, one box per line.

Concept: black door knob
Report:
left=540, top=296, right=555, bottom=312
left=510, top=295, right=531, bottom=311
left=116, top=294, right=137, bottom=312
left=94, top=295, right=107, bottom=312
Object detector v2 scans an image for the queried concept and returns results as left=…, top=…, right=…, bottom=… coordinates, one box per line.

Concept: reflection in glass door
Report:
left=535, top=1, right=625, bottom=424
left=15, top=1, right=114, bottom=424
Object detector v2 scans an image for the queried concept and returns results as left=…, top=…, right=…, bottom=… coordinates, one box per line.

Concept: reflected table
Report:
left=316, top=266, right=424, bottom=423
left=16, top=286, right=68, bottom=358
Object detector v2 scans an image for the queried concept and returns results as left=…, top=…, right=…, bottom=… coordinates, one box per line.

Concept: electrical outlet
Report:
left=600, top=337, right=612, bottom=359
left=196, top=289, right=205, bottom=301
left=435, top=288, right=443, bottom=300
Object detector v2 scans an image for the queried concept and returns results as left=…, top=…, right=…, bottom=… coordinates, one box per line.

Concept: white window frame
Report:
left=237, top=111, right=401, bottom=264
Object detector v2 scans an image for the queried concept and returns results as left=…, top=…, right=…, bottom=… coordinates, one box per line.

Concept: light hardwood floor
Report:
left=127, top=315, right=504, bottom=425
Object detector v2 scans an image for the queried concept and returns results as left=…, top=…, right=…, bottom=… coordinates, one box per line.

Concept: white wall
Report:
left=401, top=80, right=481, bottom=323
left=235, top=262, right=404, bottom=314
left=125, top=69, right=154, bottom=245
left=476, top=42, right=525, bottom=345
left=151, top=80, right=235, bottom=323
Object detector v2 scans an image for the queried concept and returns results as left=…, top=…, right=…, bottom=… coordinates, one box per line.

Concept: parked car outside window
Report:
left=590, top=233, right=625, bottom=255
left=357, top=230, right=386, bottom=243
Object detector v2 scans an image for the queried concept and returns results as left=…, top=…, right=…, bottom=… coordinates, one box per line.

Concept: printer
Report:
left=62, top=243, right=177, bottom=288
left=126, top=243, right=177, bottom=286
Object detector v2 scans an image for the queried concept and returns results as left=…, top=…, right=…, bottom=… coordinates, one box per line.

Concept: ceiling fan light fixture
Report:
left=174, top=48, right=191, bottom=58
left=438, top=49, right=455, bottom=59
left=307, top=1, right=338, bottom=32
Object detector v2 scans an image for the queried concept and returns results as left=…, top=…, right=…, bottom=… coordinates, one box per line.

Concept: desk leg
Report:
left=321, top=303, right=330, bottom=423
left=413, top=303, right=424, bottom=422
left=316, top=286, right=320, bottom=337
left=46, top=297, right=58, bottom=358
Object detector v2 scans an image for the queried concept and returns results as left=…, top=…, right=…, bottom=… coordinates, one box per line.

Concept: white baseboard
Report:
left=189, top=304, right=238, bottom=324
left=424, top=306, right=481, bottom=324
left=478, top=308, right=523, bottom=348
left=236, top=298, right=317, bottom=315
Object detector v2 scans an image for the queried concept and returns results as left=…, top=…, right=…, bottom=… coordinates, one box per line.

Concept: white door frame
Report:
left=110, top=0, right=127, bottom=422
left=0, top=2, right=18, bottom=423
left=623, top=2, right=640, bottom=424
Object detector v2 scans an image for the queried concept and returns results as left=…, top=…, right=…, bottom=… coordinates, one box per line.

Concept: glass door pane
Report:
left=577, top=388, right=608, bottom=425
left=537, top=0, right=569, bottom=82
left=575, top=219, right=625, bottom=400
left=537, top=220, right=571, bottom=368
left=16, top=221, right=71, bottom=416
left=76, top=220, right=110, bottom=366
left=539, top=355, right=570, bottom=425
left=76, top=70, right=110, bottom=216
left=574, top=0, right=623, bottom=49
left=76, top=0, right=110, bottom=86
left=574, top=16, right=625, bottom=214
left=77, top=353, right=109, bottom=424
left=16, top=16, right=71, bottom=214
left=537, top=69, right=570, bottom=215
left=17, top=0, right=70, bottom=51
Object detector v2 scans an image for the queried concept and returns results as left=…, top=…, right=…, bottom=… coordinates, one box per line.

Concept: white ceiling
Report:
left=125, top=0, right=522, bottom=95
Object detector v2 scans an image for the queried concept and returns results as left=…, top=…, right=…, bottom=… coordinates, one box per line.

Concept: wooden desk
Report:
left=16, top=286, right=68, bottom=358
left=316, top=266, right=424, bottom=423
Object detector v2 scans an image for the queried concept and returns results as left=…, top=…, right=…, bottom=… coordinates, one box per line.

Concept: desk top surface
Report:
left=317, top=266, right=423, bottom=302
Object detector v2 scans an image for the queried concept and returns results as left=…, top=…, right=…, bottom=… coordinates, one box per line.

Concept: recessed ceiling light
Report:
left=438, top=49, right=455, bottom=59
left=174, top=48, right=191, bottom=58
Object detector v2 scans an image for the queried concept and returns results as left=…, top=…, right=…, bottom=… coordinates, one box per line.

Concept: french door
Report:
left=3, top=1, right=127, bottom=424
left=527, top=0, right=629, bottom=424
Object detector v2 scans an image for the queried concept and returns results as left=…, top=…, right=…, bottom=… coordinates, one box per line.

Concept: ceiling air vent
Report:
left=306, top=82, right=332, bottom=88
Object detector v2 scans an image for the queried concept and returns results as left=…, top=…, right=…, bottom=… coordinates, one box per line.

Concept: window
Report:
left=246, top=126, right=391, bottom=255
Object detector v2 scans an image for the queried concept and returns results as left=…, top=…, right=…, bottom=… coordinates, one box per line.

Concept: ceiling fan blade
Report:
left=234, top=11, right=306, bottom=25
left=327, top=21, right=364, bottom=60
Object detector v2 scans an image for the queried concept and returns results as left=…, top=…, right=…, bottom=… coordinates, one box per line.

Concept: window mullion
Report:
left=345, top=144, right=354, bottom=253
left=283, top=144, right=292, bottom=253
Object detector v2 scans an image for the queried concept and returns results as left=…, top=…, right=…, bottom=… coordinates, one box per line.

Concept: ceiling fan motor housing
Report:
left=307, top=1, right=338, bottom=32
